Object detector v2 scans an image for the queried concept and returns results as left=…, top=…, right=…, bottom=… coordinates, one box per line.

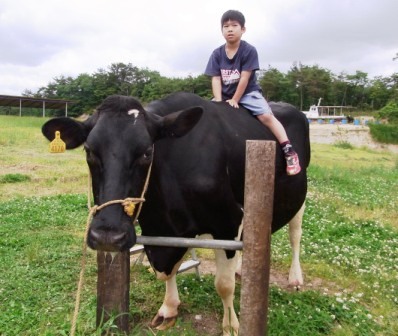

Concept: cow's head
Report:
left=42, top=95, right=203, bottom=252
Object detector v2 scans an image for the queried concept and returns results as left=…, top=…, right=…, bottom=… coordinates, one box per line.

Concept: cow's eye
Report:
left=139, top=146, right=153, bottom=164
left=134, top=146, right=153, bottom=168
left=143, top=147, right=153, bottom=160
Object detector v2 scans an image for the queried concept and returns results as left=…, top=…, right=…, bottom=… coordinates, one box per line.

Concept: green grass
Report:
left=271, top=145, right=398, bottom=335
left=0, top=116, right=87, bottom=201
left=0, top=195, right=95, bottom=335
left=0, top=116, right=397, bottom=335
left=0, top=190, right=390, bottom=335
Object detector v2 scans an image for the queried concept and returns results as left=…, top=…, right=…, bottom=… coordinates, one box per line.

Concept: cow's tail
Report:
left=303, top=117, right=311, bottom=168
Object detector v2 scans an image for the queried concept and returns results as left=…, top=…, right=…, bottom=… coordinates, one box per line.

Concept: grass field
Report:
left=0, top=116, right=87, bottom=201
left=0, top=115, right=397, bottom=335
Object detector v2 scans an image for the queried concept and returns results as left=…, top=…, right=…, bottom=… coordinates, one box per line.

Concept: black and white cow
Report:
left=42, top=92, right=310, bottom=335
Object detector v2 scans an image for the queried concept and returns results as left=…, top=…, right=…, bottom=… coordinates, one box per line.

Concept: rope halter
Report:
left=87, top=145, right=154, bottom=225
left=70, top=147, right=154, bottom=336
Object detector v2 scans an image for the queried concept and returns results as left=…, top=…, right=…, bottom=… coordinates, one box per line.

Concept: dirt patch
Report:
left=132, top=254, right=330, bottom=293
left=309, top=123, right=398, bottom=153
left=189, top=313, right=221, bottom=336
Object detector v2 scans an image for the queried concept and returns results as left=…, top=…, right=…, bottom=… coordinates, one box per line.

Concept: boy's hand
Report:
left=226, top=99, right=239, bottom=108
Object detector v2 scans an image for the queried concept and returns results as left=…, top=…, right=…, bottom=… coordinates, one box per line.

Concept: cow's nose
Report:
left=87, top=228, right=128, bottom=252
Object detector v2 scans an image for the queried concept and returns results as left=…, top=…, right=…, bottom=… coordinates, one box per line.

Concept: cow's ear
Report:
left=161, top=106, right=203, bottom=138
left=42, top=117, right=93, bottom=149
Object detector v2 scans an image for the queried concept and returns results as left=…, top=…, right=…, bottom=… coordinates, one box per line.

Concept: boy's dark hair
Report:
left=221, top=10, right=245, bottom=28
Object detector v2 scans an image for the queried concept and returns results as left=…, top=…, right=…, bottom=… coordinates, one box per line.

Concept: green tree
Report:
left=190, top=74, right=212, bottom=98
left=286, top=63, right=332, bottom=110
left=259, top=67, right=285, bottom=102
left=21, top=61, right=398, bottom=116
left=66, top=74, right=97, bottom=115
left=130, top=68, right=161, bottom=99
left=345, top=71, right=369, bottom=108
left=330, top=72, right=350, bottom=106
left=386, top=73, right=398, bottom=102
left=368, top=76, right=391, bottom=110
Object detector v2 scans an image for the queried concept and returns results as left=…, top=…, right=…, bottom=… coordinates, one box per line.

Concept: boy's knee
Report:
left=257, top=113, right=273, bottom=124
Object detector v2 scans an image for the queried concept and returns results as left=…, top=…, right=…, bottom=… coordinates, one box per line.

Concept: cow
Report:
left=42, top=92, right=310, bottom=336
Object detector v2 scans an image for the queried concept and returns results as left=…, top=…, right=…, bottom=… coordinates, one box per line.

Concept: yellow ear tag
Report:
left=49, top=131, right=66, bottom=153
left=122, top=201, right=136, bottom=217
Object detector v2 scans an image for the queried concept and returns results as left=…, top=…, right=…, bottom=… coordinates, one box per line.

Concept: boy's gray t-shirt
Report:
left=205, top=40, right=261, bottom=100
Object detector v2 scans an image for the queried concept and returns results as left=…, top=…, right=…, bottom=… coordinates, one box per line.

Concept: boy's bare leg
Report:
left=256, top=114, right=301, bottom=176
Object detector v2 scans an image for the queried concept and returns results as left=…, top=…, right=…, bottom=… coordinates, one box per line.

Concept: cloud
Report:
left=0, top=0, right=397, bottom=95
left=259, top=0, right=398, bottom=75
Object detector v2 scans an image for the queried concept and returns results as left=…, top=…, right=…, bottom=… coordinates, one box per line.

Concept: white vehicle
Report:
left=303, top=98, right=348, bottom=121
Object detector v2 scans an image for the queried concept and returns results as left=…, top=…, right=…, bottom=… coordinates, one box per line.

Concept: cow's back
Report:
left=144, top=92, right=309, bottom=234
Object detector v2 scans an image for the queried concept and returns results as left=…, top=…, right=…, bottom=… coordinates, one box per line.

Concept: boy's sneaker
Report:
left=285, top=153, right=301, bottom=176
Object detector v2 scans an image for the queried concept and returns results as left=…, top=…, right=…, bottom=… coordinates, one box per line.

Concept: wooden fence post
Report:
left=97, top=250, right=130, bottom=333
left=239, top=140, right=275, bottom=336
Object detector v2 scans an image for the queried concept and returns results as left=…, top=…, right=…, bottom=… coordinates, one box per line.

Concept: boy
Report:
left=205, top=9, right=301, bottom=175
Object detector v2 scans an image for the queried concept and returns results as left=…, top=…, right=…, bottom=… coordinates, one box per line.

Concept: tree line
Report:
left=20, top=62, right=398, bottom=117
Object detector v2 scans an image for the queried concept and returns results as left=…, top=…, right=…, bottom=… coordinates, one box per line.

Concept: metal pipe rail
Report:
left=136, top=235, right=243, bottom=250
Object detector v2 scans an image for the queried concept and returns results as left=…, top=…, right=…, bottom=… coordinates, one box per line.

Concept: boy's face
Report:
left=222, top=19, right=245, bottom=44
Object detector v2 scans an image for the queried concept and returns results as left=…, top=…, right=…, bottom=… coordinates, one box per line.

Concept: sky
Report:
left=0, top=0, right=397, bottom=96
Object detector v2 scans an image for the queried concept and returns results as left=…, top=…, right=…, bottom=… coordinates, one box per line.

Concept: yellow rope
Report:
left=70, top=147, right=154, bottom=335
left=69, top=207, right=93, bottom=336
left=132, top=156, right=153, bottom=224
left=69, top=198, right=146, bottom=335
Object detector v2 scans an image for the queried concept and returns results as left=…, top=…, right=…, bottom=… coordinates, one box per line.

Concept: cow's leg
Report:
left=151, top=261, right=183, bottom=330
left=288, top=202, right=305, bottom=287
left=214, top=249, right=239, bottom=336
left=151, top=274, right=180, bottom=330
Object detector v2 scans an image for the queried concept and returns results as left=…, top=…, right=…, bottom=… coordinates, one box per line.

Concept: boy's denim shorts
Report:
left=239, top=90, right=273, bottom=116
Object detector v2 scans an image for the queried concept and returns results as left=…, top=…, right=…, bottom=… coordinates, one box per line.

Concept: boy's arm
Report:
left=211, top=76, right=223, bottom=101
left=227, top=70, right=252, bottom=108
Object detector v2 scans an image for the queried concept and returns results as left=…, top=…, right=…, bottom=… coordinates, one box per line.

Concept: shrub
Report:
left=368, top=123, right=398, bottom=144
left=0, top=173, right=31, bottom=183
left=376, top=102, right=398, bottom=124
left=333, top=141, right=354, bottom=149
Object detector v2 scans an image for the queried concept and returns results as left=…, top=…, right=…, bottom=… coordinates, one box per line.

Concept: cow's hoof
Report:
left=288, top=282, right=302, bottom=291
left=151, top=313, right=177, bottom=330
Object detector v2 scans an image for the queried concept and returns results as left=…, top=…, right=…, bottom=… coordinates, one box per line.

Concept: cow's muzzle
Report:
left=87, top=226, right=136, bottom=252
left=86, top=198, right=143, bottom=251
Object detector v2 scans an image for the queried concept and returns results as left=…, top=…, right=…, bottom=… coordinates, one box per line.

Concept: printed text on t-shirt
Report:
left=221, top=69, right=240, bottom=85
